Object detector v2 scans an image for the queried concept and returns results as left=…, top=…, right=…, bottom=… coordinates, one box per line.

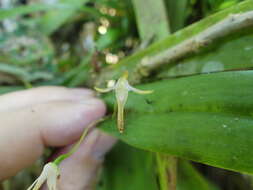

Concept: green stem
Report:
left=2, top=181, right=10, bottom=190
left=53, top=118, right=104, bottom=165
left=167, top=156, right=177, bottom=190
left=156, top=154, right=177, bottom=190
left=156, top=153, right=169, bottom=190
left=22, top=80, right=32, bottom=89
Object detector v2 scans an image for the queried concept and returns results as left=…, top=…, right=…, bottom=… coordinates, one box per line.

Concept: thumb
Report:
left=0, top=96, right=105, bottom=180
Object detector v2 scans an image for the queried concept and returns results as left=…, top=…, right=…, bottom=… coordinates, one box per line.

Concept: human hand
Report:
left=0, top=86, right=116, bottom=189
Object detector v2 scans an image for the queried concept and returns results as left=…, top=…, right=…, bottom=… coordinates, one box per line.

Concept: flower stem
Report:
left=53, top=118, right=104, bottom=165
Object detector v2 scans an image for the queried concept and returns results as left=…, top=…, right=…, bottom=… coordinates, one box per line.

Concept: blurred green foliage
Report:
left=1, top=0, right=253, bottom=190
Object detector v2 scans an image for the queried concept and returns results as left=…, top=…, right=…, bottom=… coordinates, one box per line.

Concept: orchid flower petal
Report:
left=27, top=162, right=59, bottom=190
left=27, top=179, right=39, bottom=190
left=94, top=86, right=114, bottom=93
left=128, top=85, right=154, bottom=94
left=27, top=169, right=47, bottom=190
left=46, top=163, right=59, bottom=190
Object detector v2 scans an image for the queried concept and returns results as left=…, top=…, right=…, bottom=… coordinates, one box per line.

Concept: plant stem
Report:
left=156, top=153, right=169, bottom=190
left=139, top=10, right=253, bottom=75
left=156, top=154, right=177, bottom=190
left=167, top=156, right=177, bottom=190
left=2, top=181, right=10, bottom=190
left=53, top=118, right=104, bottom=165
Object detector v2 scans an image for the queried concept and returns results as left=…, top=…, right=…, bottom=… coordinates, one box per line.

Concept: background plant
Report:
left=1, top=0, right=253, bottom=189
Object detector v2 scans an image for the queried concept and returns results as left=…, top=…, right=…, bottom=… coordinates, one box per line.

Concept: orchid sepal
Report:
left=27, top=162, right=59, bottom=190
left=94, top=86, right=115, bottom=93
left=94, top=72, right=153, bottom=133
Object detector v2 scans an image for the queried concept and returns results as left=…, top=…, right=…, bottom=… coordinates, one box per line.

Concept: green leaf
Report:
left=132, top=0, right=170, bottom=41
left=165, top=0, right=189, bottom=32
left=0, top=63, right=54, bottom=83
left=218, top=0, right=239, bottom=11
left=177, top=160, right=219, bottom=190
left=0, top=3, right=67, bottom=21
left=38, top=0, right=89, bottom=35
left=97, top=143, right=218, bottom=190
left=100, top=71, right=253, bottom=174
left=97, top=143, right=158, bottom=190
left=96, top=0, right=253, bottom=84
left=159, top=30, right=253, bottom=78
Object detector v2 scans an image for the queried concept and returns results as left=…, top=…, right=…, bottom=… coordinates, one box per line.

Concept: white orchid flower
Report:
left=95, top=71, right=153, bottom=133
left=27, top=162, right=60, bottom=190
left=27, top=121, right=97, bottom=190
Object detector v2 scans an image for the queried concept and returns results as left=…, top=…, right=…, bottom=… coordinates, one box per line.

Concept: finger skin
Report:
left=49, top=130, right=116, bottom=190
left=0, top=88, right=106, bottom=180
left=0, top=86, right=94, bottom=112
